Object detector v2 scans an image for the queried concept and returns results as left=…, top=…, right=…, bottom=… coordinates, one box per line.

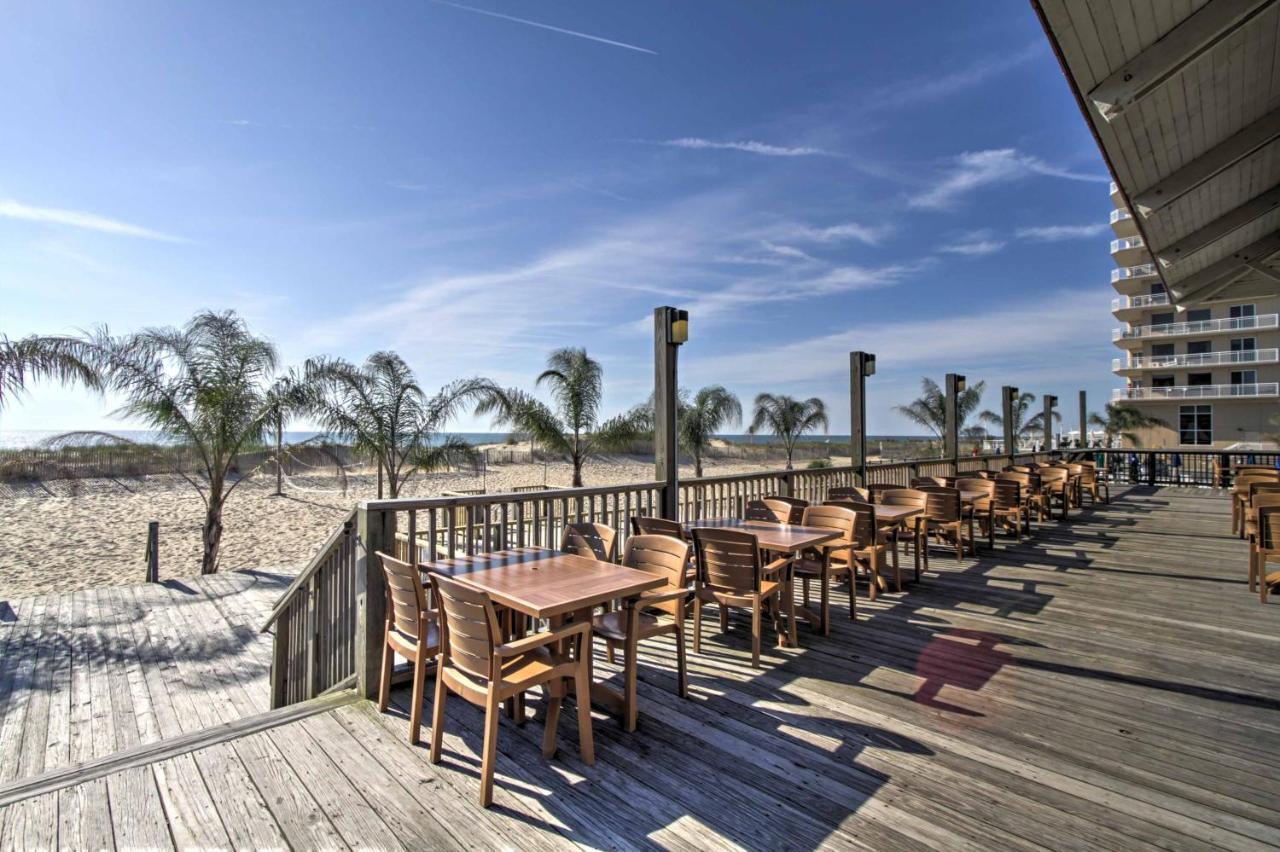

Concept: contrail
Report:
left=430, top=0, right=657, bottom=55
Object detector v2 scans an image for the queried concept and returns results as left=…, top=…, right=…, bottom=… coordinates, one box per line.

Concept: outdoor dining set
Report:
left=374, top=458, right=1111, bottom=807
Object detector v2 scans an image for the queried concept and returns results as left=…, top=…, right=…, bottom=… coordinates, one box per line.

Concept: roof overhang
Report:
left=1032, top=0, right=1280, bottom=309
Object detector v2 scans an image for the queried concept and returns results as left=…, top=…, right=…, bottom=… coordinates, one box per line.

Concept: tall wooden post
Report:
left=1078, top=390, right=1088, bottom=448
left=944, top=373, right=961, bottom=472
left=850, top=352, right=869, bottom=485
left=356, top=503, right=394, bottom=699
left=655, top=307, right=681, bottom=520
left=1043, top=394, right=1057, bottom=452
left=1002, top=386, right=1017, bottom=466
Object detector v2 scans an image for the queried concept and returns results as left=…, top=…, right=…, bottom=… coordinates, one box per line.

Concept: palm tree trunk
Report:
left=572, top=454, right=584, bottom=488
left=377, top=460, right=384, bottom=499
left=274, top=413, right=284, bottom=497
left=201, top=490, right=224, bottom=574
left=694, top=451, right=703, bottom=479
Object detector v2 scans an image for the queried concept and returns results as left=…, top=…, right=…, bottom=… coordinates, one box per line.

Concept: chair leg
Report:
left=674, top=606, right=689, bottom=698
left=378, top=636, right=393, bottom=713
left=479, top=688, right=501, bottom=808
left=606, top=640, right=616, bottom=665
left=787, top=582, right=798, bottom=648
left=692, top=596, right=703, bottom=655
left=820, top=567, right=831, bottom=636
left=542, top=690, right=562, bottom=759
left=574, top=655, right=595, bottom=765
left=750, top=599, right=762, bottom=668
left=623, top=600, right=640, bottom=732
left=409, top=652, right=428, bottom=746
left=718, top=604, right=729, bottom=633
left=428, top=669, right=447, bottom=764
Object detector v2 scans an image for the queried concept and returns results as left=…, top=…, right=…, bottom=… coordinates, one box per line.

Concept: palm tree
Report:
left=263, top=367, right=318, bottom=497
left=479, top=348, right=646, bottom=487
left=305, top=352, right=495, bottom=499
left=84, top=311, right=286, bottom=574
left=0, top=334, right=100, bottom=412
left=894, top=377, right=987, bottom=455
left=747, top=393, right=828, bottom=469
left=680, top=385, right=742, bottom=477
left=1089, top=403, right=1167, bottom=447
left=978, top=391, right=1061, bottom=447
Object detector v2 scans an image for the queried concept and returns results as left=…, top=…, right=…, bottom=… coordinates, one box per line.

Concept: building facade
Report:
left=1110, top=182, right=1280, bottom=449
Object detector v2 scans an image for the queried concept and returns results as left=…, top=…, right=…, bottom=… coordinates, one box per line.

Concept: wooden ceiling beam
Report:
left=1089, top=0, right=1276, bottom=121
left=1166, top=229, right=1280, bottom=305
left=1155, top=185, right=1280, bottom=266
left=1131, top=108, right=1280, bottom=217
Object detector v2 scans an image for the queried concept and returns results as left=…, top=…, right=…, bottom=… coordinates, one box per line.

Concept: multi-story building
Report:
left=1109, top=182, right=1280, bottom=449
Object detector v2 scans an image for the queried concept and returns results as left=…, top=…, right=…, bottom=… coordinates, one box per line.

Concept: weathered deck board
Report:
left=1, top=486, right=1279, bottom=850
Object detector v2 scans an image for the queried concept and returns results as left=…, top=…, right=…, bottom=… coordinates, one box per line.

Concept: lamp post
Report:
left=944, top=373, right=965, bottom=471
left=1078, top=389, right=1088, bottom=449
left=850, top=352, right=875, bottom=485
left=1002, top=386, right=1018, bottom=466
left=655, top=306, right=688, bottom=520
left=1043, top=394, right=1058, bottom=452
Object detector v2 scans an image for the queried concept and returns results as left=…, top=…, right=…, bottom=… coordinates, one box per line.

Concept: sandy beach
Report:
left=0, top=453, right=781, bottom=601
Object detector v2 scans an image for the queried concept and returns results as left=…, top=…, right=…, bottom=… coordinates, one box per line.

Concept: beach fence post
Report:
left=654, top=306, right=687, bottom=520
left=144, top=521, right=159, bottom=583
left=944, top=374, right=964, bottom=476
left=355, top=504, right=393, bottom=699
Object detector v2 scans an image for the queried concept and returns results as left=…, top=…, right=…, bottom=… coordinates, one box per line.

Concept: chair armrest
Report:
left=638, top=587, right=689, bottom=607
left=495, top=620, right=588, bottom=658
left=761, top=556, right=792, bottom=576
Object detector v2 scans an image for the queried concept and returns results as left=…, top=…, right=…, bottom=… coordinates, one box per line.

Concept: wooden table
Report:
left=683, top=519, right=841, bottom=639
left=422, top=547, right=665, bottom=731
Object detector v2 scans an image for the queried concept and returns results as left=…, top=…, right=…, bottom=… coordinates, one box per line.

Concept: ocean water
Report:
left=0, top=429, right=513, bottom=450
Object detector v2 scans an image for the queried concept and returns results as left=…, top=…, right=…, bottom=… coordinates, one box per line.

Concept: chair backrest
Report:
left=429, top=572, right=501, bottom=681
left=1261, top=506, right=1280, bottom=550
left=763, top=496, right=808, bottom=524
left=693, top=528, right=761, bottom=594
left=879, top=487, right=927, bottom=509
left=867, top=483, right=903, bottom=503
left=560, top=522, right=617, bottom=562
left=911, top=476, right=949, bottom=488
left=828, top=485, right=870, bottom=502
left=630, top=515, right=685, bottom=539
left=744, top=499, right=781, bottom=522
left=1250, top=482, right=1280, bottom=505
left=1236, top=471, right=1280, bottom=495
left=918, top=485, right=961, bottom=522
left=1038, top=467, right=1068, bottom=485
left=799, top=504, right=857, bottom=550
left=623, top=534, right=690, bottom=589
left=1234, top=464, right=1278, bottom=474
left=1006, top=465, right=1034, bottom=474
left=991, top=478, right=1021, bottom=509
left=376, top=551, right=429, bottom=641
left=958, top=477, right=995, bottom=498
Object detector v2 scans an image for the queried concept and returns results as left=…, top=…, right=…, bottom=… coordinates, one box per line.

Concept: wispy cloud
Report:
left=430, top=0, right=657, bottom=55
left=660, top=138, right=835, bottom=157
left=760, top=241, right=818, bottom=262
left=909, top=148, right=1108, bottom=210
left=868, top=43, right=1043, bottom=110
left=764, top=221, right=890, bottom=246
left=1015, top=223, right=1109, bottom=241
left=0, top=199, right=187, bottom=243
left=940, top=239, right=1005, bottom=256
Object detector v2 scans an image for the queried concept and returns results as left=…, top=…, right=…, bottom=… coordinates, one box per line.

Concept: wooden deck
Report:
left=2, top=486, right=1279, bottom=850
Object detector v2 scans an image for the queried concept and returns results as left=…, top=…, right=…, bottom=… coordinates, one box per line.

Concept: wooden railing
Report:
left=1079, top=447, right=1279, bottom=488
left=260, top=449, right=1055, bottom=707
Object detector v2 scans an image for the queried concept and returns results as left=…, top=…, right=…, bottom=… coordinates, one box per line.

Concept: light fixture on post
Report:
left=850, top=352, right=875, bottom=485
left=655, top=307, right=686, bottom=519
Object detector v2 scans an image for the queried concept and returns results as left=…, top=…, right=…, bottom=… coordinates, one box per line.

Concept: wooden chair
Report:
left=957, top=477, right=995, bottom=549
left=763, top=495, right=808, bottom=524
left=427, top=572, right=594, bottom=808
left=744, top=499, right=781, bottom=522
left=1078, top=464, right=1109, bottom=505
left=918, top=486, right=972, bottom=564
left=592, top=534, right=692, bottom=713
left=825, top=493, right=900, bottom=576
left=987, top=478, right=1025, bottom=544
left=880, top=488, right=929, bottom=585
left=829, top=485, right=870, bottom=502
left=375, top=551, right=440, bottom=745
left=1246, top=492, right=1280, bottom=593
left=560, top=522, right=617, bottom=562
left=1037, top=467, right=1071, bottom=520
left=1254, top=506, right=1280, bottom=604
left=911, top=476, right=949, bottom=488
left=691, top=527, right=793, bottom=667
left=1233, top=471, right=1280, bottom=536
left=866, top=483, right=904, bottom=503
left=793, top=505, right=857, bottom=633
left=630, top=515, right=685, bottom=539
left=998, top=470, right=1045, bottom=524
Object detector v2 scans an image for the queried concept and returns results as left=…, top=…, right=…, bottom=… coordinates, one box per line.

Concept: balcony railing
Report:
left=1110, top=208, right=1133, bottom=224
left=1111, top=293, right=1168, bottom=311
left=1113, top=383, right=1279, bottom=401
left=1110, top=236, right=1145, bottom=253
left=1113, top=348, right=1280, bottom=371
left=1114, top=313, right=1279, bottom=340
left=1111, top=263, right=1157, bottom=283
left=1109, top=180, right=1118, bottom=195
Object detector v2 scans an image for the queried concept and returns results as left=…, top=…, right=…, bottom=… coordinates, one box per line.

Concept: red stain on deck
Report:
left=914, top=628, right=1014, bottom=714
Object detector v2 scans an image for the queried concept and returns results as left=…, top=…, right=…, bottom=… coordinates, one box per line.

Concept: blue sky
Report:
left=0, top=1, right=1119, bottom=436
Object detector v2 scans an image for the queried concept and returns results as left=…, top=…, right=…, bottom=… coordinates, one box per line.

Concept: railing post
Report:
left=944, top=373, right=961, bottom=475
left=654, top=306, right=682, bottom=520
left=1145, top=451, right=1156, bottom=486
left=356, top=504, right=394, bottom=700
left=144, top=521, right=159, bottom=583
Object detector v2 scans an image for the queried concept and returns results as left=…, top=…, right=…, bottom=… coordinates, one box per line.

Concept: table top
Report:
left=683, top=518, right=841, bottom=551
left=421, top=547, right=665, bottom=620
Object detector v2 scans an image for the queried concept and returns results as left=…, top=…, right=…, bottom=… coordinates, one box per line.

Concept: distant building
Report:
left=1109, top=182, right=1280, bottom=448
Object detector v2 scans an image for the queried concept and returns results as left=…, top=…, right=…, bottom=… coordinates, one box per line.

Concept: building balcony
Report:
left=1113, top=383, right=1280, bottom=402
left=1113, top=348, right=1280, bottom=373
left=1110, top=236, right=1150, bottom=266
left=1111, top=292, right=1168, bottom=318
left=1110, top=206, right=1138, bottom=237
left=1110, top=180, right=1123, bottom=205
left=1110, top=263, right=1158, bottom=286
left=1113, top=313, right=1279, bottom=347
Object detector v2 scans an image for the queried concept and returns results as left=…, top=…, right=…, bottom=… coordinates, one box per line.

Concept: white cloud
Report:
left=869, top=43, right=1043, bottom=110
left=0, top=199, right=187, bottom=243
left=909, top=149, right=1108, bottom=210
left=1016, top=223, right=1109, bottom=241
left=764, top=221, right=889, bottom=246
left=940, top=239, right=1005, bottom=256
left=660, top=138, right=835, bottom=157
left=759, top=241, right=817, bottom=262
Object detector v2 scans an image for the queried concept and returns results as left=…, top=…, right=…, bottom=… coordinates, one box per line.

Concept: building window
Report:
left=1152, top=312, right=1176, bottom=326
left=1150, top=282, right=1166, bottom=295
left=1151, top=343, right=1175, bottom=356
left=1230, top=370, right=1257, bottom=386
left=1230, top=337, right=1256, bottom=351
left=1185, top=340, right=1211, bottom=354
left=1187, top=372, right=1213, bottom=386
left=1229, top=304, right=1256, bottom=319
left=1179, top=405, right=1212, bottom=445
left=1152, top=375, right=1175, bottom=388
left=1186, top=308, right=1211, bottom=323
